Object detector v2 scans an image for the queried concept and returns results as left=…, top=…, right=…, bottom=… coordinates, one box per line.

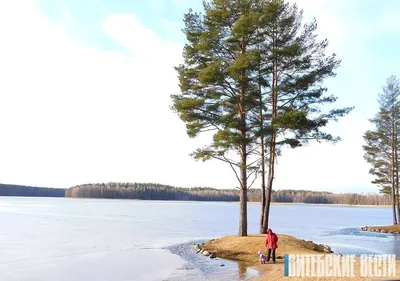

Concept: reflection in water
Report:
left=166, top=230, right=400, bottom=281
left=238, top=262, right=247, bottom=280
left=317, top=227, right=399, bottom=257
left=166, top=242, right=259, bottom=281
left=322, top=228, right=389, bottom=238
left=393, top=235, right=400, bottom=258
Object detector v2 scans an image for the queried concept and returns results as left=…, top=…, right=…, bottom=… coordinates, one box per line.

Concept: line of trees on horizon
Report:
left=65, top=182, right=392, bottom=205
left=0, top=181, right=392, bottom=206
left=0, top=183, right=66, bottom=197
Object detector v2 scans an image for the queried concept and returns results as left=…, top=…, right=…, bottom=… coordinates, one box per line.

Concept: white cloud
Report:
left=274, top=114, right=376, bottom=193
left=0, top=2, right=232, bottom=189
left=0, top=0, right=386, bottom=194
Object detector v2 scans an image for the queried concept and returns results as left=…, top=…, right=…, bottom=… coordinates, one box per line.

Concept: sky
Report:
left=0, top=0, right=400, bottom=193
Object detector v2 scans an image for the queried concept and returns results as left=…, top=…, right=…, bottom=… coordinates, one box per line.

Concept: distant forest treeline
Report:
left=0, top=183, right=65, bottom=197
left=65, top=182, right=392, bottom=205
left=0, top=182, right=391, bottom=206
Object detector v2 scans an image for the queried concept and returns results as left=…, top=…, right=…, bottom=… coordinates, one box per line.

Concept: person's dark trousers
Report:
left=266, top=248, right=276, bottom=263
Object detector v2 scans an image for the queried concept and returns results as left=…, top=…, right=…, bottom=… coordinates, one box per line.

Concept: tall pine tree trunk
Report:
left=262, top=130, right=276, bottom=233
left=259, top=134, right=266, bottom=232
left=239, top=111, right=248, bottom=236
left=238, top=49, right=248, bottom=237
left=391, top=169, right=397, bottom=225
left=397, top=186, right=400, bottom=223
left=261, top=50, right=278, bottom=234
left=238, top=106, right=247, bottom=237
left=239, top=148, right=248, bottom=236
left=395, top=130, right=400, bottom=223
left=391, top=124, right=398, bottom=225
left=259, top=66, right=266, bottom=233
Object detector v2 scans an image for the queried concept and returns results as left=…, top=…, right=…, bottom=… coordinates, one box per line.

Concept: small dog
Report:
left=257, top=250, right=267, bottom=264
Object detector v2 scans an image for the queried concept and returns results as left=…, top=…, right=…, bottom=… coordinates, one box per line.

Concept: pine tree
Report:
left=173, top=0, right=352, bottom=235
left=258, top=0, right=353, bottom=233
left=171, top=0, right=265, bottom=236
left=363, top=75, right=400, bottom=225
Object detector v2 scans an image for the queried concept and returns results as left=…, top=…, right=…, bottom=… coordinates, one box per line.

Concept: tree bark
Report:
left=395, top=127, right=400, bottom=223
left=239, top=150, right=248, bottom=236
left=392, top=122, right=398, bottom=225
left=238, top=38, right=248, bottom=237
left=239, top=108, right=248, bottom=236
left=259, top=65, right=266, bottom=233
left=262, top=131, right=276, bottom=233
left=259, top=135, right=266, bottom=232
left=261, top=42, right=278, bottom=234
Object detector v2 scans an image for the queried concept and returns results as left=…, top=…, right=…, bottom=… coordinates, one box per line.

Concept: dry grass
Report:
left=201, top=234, right=400, bottom=281
left=368, top=224, right=400, bottom=232
left=202, top=234, right=328, bottom=266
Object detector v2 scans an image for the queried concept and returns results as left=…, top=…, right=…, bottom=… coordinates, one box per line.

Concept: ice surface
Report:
left=0, top=197, right=398, bottom=281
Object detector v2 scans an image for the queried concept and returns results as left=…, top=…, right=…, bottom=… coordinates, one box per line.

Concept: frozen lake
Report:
left=0, top=197, right=399, bottom=281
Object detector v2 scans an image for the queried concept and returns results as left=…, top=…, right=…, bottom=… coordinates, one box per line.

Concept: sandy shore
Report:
left=201, top=235, right=399, bottom=281
left=361, top=224, right=400, bottom=234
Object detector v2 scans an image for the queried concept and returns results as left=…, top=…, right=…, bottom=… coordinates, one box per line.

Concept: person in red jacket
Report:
left=265, top=228, right=278, bottom=263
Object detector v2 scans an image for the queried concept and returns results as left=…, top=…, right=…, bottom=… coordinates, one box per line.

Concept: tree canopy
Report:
left=172, top=0, right=353, bottom=236
left=363, top=75, right=400, bottom=224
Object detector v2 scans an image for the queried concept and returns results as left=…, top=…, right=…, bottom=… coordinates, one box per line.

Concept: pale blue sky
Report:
left=36, top=0, right=400, bottom=119
left=38, top=0, right=202, bottom=46
left=1, top=0, right=400, bottom=193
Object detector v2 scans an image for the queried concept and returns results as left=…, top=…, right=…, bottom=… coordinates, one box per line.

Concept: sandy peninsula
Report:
left=361, top=224, right=400, bottom=234
left=201, top=234, right=400, bottom=281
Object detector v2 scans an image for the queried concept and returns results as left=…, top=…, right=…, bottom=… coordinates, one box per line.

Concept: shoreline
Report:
left=361, top=224, right=400, bottom=234
left=246, top=202, right=391, bottom=208
left=8, top=196, right=390, bottom=208
left=199, top=234, right=400, bottom=281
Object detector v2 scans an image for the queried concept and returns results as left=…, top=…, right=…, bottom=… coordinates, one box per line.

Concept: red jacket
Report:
left=265, top=230, right=278, bottom=249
